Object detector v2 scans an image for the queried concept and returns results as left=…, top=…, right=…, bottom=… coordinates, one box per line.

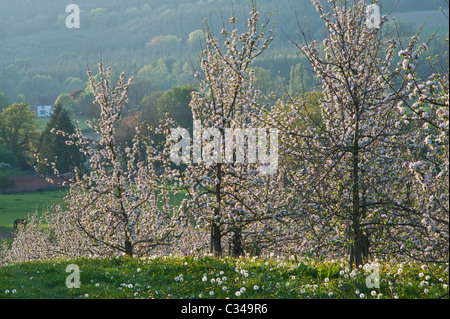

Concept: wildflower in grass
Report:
left=5, top=290, right=9, bottom=294
left=359, top=293, right=365, bottom=299
left=202, top=276, right=207, bottom=282
left=254, top=285, right=259, bottom=291
left=371, top=290, right=377, bottom=296
left=174, top=274, right=183, bottom=282
left=209, top=291, right=214, bottom=296
left=235, top=291, right=241, bottom=297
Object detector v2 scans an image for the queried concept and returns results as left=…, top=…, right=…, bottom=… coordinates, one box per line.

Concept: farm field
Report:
left=0, top=189, right=66, bottom=233
left=35, top=117, right=94, bottom=132
left=0, top=255, right=448, bottom=299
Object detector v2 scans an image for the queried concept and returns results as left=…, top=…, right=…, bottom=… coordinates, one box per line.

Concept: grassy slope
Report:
left=0, top=256, right=448, bottom=299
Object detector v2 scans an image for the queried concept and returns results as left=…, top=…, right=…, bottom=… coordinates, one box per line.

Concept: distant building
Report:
left=70, top=89, right=84, bottom=100
left=35, top=95, right=56, bottom=117
left=37, top=105, right=53, bottom=117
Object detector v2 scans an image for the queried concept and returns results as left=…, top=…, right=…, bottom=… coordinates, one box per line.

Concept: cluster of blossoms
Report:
left=395, top=33, right=449, bottom=263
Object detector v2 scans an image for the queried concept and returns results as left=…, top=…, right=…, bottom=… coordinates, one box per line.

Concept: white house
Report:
left=36, top=105, right=53, bottom=117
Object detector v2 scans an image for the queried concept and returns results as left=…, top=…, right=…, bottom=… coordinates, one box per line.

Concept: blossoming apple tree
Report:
left=166, top=5, right=291, bottom=257
left=11, top=64, right=182, bottom=260
left=275, top=0, right=448, bottom=267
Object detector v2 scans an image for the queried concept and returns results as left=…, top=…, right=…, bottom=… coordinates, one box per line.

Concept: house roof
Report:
left=37, top=95, right=57, bottom=105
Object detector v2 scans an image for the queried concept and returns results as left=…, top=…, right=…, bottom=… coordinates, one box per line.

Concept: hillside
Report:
left=0, top=0, right=448, bottom=106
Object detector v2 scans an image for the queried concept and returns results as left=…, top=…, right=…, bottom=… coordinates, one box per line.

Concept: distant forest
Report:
left=0, top=0, right=448, bottom=107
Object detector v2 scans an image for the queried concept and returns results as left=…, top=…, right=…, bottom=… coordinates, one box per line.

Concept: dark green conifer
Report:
left=37, top=102, right=84, bottom=174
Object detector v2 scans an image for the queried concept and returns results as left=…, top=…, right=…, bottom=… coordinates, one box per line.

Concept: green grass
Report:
left=0, top=189, right=67, bottom=232
left=0, top=183, right=185, bottom=233
left=35, top=117, right=93, bottom=132
left=0, top=256, right=448, bottom=299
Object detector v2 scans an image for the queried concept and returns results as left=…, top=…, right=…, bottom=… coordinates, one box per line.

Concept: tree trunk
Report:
left=231, top=227, right=243, bottom=257
left=210, top=163, right=223, bottom=257
left=124, top=238, right=133, bottom=257
left=210, top=221, right=222, bottom=256
left=350, top=107, right=363, bottom=269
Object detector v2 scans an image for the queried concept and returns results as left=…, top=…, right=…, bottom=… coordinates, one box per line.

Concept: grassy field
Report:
left=35, top=117, right=93, bottom=132
left=0, top=183, right=185, bottom=233
left=0, top=189, right=67, bottom=232
left=0, top=256, right=448, bottom=299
